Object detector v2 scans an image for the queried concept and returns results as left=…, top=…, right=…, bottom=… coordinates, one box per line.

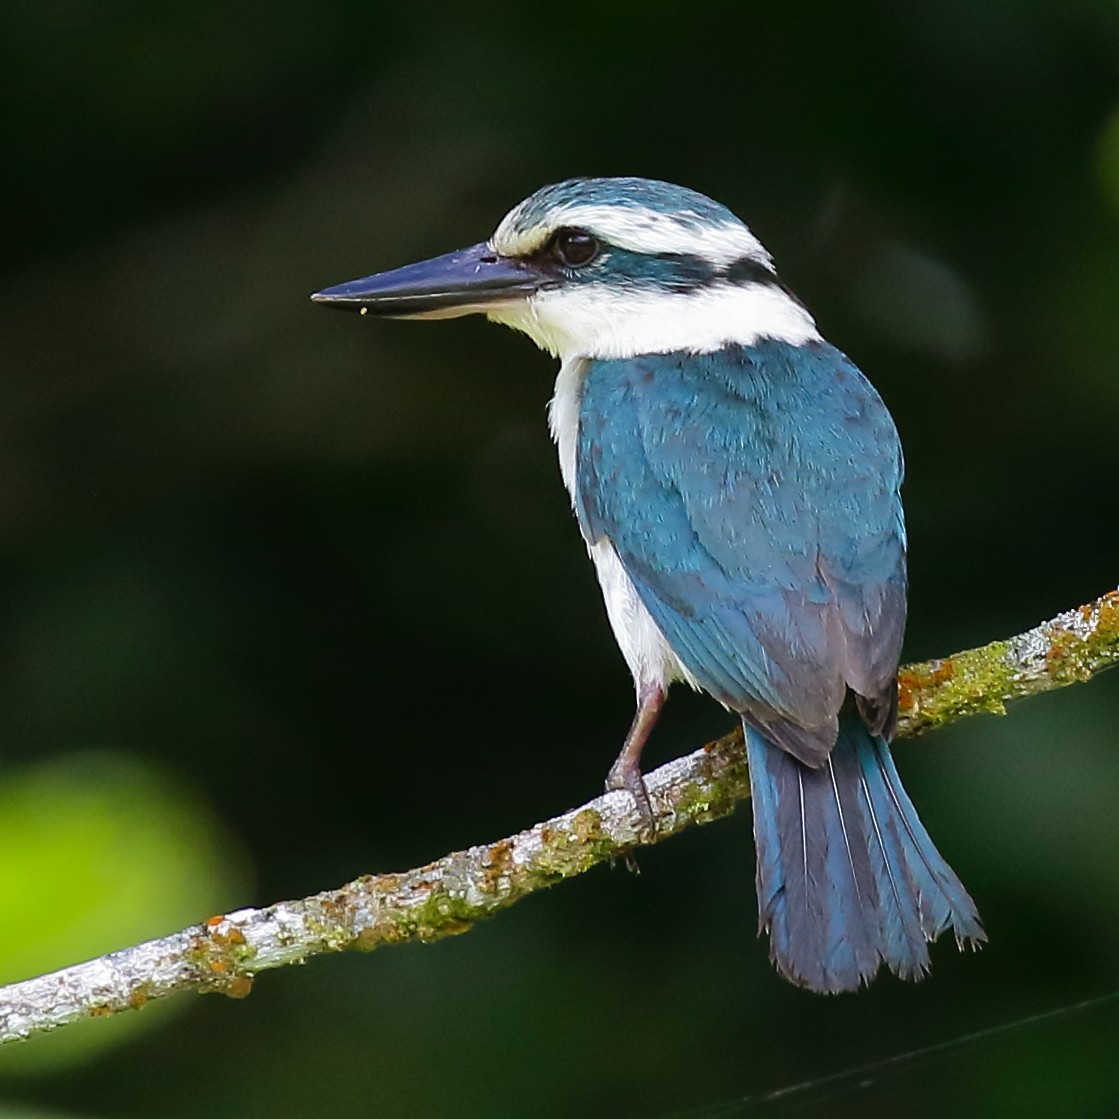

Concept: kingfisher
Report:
left=311, top=177, right=984, bottom=993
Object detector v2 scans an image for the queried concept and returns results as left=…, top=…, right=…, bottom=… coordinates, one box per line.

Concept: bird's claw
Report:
left=605, top=759, right=657, bottom=841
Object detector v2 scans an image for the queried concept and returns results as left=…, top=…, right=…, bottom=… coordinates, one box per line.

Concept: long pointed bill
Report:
left=310, top=241, right=541, bottom=319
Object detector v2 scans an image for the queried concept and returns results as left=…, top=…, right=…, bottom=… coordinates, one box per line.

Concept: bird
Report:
left=311, top=176, right=984, bottom=993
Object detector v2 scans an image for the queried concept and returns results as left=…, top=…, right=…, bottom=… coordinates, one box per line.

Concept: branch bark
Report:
left=3, top=589, right=1117, bottom=1045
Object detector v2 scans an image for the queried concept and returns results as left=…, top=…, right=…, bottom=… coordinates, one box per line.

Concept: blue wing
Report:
left=575, top=339, right=906, bottom=765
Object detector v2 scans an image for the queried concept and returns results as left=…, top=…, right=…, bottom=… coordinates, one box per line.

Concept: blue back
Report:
left=575, top=339, right=907, bottom=762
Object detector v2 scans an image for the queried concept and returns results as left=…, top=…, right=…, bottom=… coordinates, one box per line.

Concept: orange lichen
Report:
left=1043, top=594, right=1119, bottom=682
left=1095, top=591, right=1119, bottom=634
left=897, top=658, right=955, bottom=713
left=1045, top=629, right=1080, bottom=679
left=480, top=838, right=516, bottom=894
left=225, top=976, right=253, bottom=1000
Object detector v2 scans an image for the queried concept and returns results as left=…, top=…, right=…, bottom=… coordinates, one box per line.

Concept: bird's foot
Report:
left=605, top=683, right=666, bottom=843
left=605, top=756, right=657, bottom=841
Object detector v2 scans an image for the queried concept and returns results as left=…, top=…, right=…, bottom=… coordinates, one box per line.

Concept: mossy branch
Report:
left=1, top=589, right=1117, bottom=1046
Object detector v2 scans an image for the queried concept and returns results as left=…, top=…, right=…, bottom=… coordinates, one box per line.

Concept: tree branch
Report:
left=3, top=589, right=1117, bottom=1045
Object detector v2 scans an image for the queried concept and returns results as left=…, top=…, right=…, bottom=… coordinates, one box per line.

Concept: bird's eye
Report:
left=551, top=228, right=600, bottom=268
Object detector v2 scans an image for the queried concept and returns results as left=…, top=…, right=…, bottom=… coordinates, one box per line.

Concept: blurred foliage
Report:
left=1, top=0, right=1119, bottom=1116
left=0, top=753, right=247, bottom=1071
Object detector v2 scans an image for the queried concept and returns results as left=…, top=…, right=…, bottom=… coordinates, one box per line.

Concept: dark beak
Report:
left=310, top=241, right=541, bottom=319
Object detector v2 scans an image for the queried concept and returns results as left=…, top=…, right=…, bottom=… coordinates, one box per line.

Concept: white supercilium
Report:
left=492, top=203, right=771, bottom=267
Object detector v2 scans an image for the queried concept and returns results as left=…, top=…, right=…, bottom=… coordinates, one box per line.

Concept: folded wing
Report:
left=575, top=340, right=907, bottom=765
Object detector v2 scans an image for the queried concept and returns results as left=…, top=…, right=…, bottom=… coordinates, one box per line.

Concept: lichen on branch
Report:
left=1, top=589, right=1116, bottom=1046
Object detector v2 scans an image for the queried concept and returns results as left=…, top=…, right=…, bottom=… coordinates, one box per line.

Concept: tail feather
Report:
left=874, top=743, right=986, bottom=944
left=746, top=713, right=984, bottom=993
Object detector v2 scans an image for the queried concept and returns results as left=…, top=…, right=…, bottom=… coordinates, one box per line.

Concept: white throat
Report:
left=487, top=281, right=820, bottom=362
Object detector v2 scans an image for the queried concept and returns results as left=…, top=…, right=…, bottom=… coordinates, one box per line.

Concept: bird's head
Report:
left=312, top=177, right=818, bottom=359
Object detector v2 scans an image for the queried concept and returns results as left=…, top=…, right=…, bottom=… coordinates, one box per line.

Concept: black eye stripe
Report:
left=723, top=256, right=779, bottom=286
left=522, top=233, right=782, bottom=291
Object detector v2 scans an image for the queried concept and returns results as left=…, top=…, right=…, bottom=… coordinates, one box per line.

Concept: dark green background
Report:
left=3, top=2, right=1119, bottom=1116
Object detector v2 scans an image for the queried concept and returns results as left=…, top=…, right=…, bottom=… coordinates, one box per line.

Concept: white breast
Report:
left=548, top=356, right=690, bottom=696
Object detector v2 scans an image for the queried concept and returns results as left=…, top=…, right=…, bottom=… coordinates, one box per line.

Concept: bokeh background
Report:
left=2, top=2, right=1119, bottom=1116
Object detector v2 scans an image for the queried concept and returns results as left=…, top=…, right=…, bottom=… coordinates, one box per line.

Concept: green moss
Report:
left=674, top=773, right=745, bottom=825
left=896, top=593, right=1119, bottom=741
left=898, top=641, right=1014, bottom=737
left=392, top=891, right=480, bottom=942
left=532, top=811, right=618, bottom=879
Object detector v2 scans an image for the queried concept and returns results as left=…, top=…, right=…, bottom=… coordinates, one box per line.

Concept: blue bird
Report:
left=312, top=177, right=984, bottom=992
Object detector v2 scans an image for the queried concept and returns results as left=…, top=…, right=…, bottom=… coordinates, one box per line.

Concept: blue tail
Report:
left=746, top=711, right=984, bottom=993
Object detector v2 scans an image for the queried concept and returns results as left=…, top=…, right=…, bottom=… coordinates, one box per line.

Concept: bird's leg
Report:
left=605, top=683, right=666, bottom=836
